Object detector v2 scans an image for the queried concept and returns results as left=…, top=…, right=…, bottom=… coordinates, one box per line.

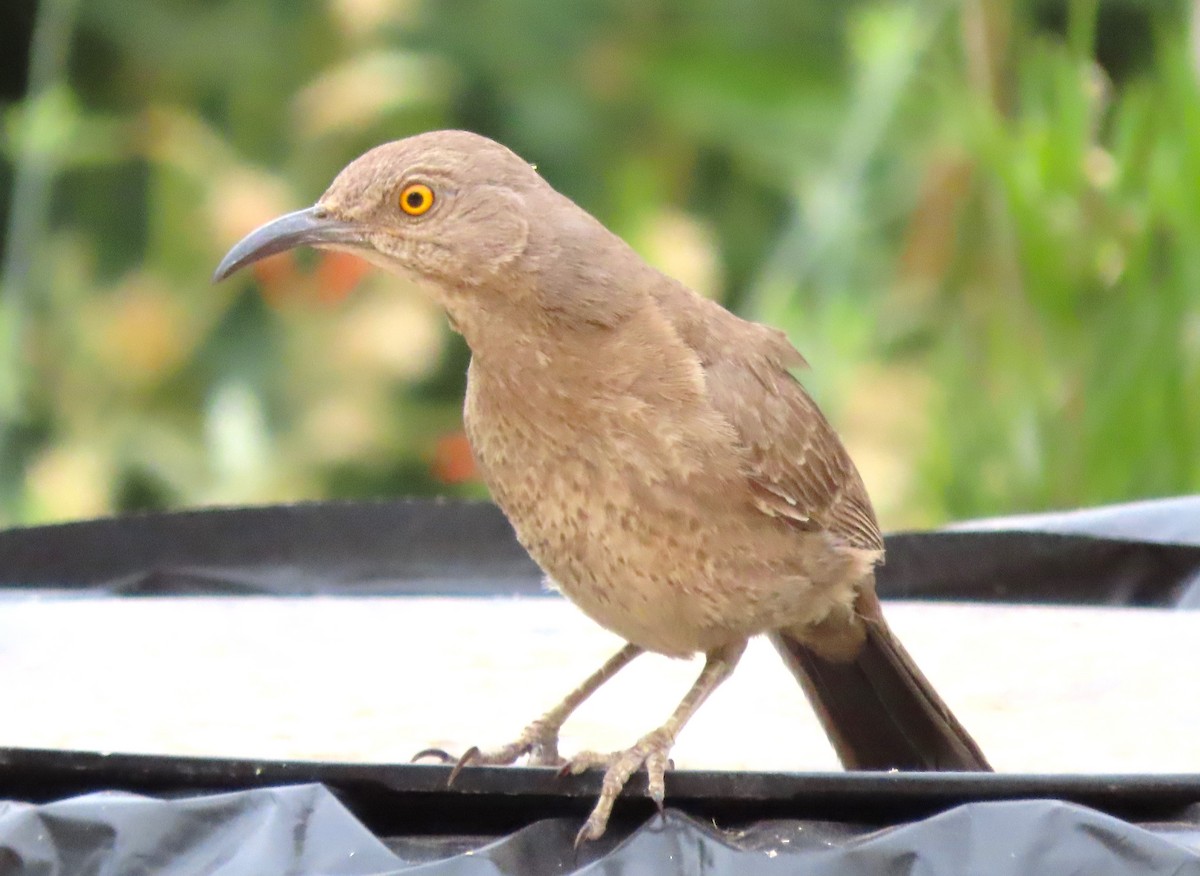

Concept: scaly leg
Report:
left=447, top=643, right=644, bottom=781
left=565, top=640, right=746, bottom=846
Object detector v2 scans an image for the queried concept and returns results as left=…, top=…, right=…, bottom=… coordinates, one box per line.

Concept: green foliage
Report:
left=0, top=0, right=1196, bottom=527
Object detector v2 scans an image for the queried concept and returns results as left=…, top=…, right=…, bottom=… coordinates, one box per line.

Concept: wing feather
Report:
left=651, top=283, right=884, bottom=553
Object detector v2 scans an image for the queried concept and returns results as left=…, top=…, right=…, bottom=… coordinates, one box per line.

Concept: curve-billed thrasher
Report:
left=215, top=129, right=990, bottom=844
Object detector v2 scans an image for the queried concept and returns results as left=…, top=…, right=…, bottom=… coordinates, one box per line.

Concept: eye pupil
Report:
left=400, top=183, right=434, bottom=215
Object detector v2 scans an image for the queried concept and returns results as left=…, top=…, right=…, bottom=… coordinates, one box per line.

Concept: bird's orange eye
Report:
left=399, top=183, right=434, bottom=216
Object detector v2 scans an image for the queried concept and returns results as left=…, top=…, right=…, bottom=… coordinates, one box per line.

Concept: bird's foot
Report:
left=563, top=726, right=676, bottom=846
left=435, top=718, right=566, bottom=784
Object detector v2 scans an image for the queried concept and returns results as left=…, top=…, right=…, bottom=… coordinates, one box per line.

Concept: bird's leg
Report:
left=565, top=640, right=746, bottom=846
left=448, top=643, right=644, bottom=779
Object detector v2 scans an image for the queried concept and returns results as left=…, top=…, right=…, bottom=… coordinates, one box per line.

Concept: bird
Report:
left=214, top=129, right=990, bottom=844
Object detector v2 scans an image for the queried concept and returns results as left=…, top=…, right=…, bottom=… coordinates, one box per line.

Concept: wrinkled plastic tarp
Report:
left=1, top=784, right=1198, bottom=876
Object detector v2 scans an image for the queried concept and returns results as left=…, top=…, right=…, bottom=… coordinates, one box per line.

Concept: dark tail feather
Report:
left=769, top=592, right=991, bottom=771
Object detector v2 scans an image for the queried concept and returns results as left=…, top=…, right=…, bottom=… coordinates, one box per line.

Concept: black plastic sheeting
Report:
left=2, top=752, right=1200, bottom=875
left=2, top=784, right=1199, bottom=876
left=1, top=495, right=1199, bottom=605
left=1, top=496, right=1200, bottom=873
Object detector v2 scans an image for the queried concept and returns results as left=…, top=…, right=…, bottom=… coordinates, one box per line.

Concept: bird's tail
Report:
left=769, top=589, right=991, bottom=771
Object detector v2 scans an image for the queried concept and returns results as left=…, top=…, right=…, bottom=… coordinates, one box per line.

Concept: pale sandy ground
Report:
left=0, top=596, right=1196, bottom=773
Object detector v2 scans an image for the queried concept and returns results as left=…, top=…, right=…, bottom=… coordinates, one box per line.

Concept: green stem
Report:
left=0, top=0, right=84, bottom=520
left=1067, top=0, right=1100, bottom=60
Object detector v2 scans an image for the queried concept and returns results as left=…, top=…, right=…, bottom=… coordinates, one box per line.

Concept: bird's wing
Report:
left=653, top=285, right=884, bottom=553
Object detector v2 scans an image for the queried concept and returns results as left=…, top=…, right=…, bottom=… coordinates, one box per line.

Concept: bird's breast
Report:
left=461, top=349, right=856, bottom=656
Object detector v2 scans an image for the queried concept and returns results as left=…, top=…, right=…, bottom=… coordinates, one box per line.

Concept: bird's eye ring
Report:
left=399, top=183, right=434, bottom=216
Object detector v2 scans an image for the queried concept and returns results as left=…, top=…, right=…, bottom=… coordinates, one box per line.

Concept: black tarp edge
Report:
left=2, top=497, right=1199, bottom=605
left=2, top=749, right=1200, bottom=834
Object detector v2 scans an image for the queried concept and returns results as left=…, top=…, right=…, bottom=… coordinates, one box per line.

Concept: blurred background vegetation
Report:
left=0, top=0, right=1197, bottom=530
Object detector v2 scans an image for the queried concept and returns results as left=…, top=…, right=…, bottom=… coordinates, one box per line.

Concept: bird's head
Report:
left=214, top=130, right=544, bottom=292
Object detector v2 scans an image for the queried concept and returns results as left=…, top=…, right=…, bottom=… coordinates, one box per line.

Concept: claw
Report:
left=564, top=727, right=677, bottom=843
left=447, top=745, right=481, bottom=786
left=574, top=815, right=605, bottom=850
left=408, top=748, right=453, bottom=763
left=439, top=717, right=570, bottom=788
left=450, top=716, right=568, bottom=779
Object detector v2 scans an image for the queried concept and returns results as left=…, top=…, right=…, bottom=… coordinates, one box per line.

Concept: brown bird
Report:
left=215, top=130, right=990, bottom=843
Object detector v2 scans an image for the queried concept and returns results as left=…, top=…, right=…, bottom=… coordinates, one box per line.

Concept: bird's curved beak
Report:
left=212, top=206, right=363, bottom=282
